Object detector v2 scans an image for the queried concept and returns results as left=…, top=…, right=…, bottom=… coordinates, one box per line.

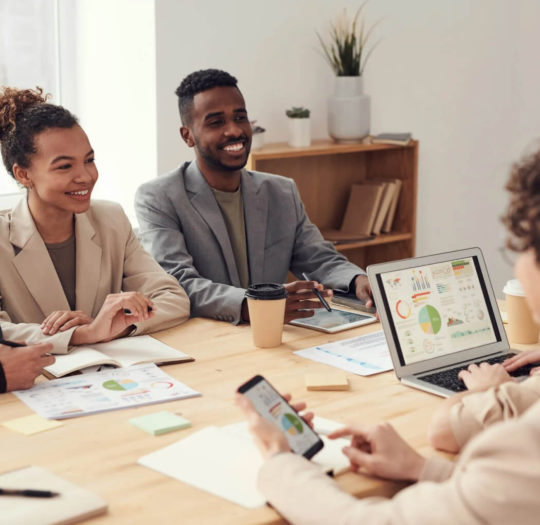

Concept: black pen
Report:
left=301, top=272, right=332, bottom=312
left=0, top=488, right=59, bottom=498
left=123, top=306, right=153, bottom=315
left=0, top=338, right=25, bottom=348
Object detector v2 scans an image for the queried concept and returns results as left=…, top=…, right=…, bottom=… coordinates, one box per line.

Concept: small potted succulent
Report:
left=250, top=121, right=266, bottom=150
left=286, top=106, right=311, bottom=148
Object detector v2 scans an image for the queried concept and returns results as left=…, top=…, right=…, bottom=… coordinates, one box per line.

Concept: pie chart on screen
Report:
left=281, top=413, right=303, bottom=435
left=418, top=305, right=442, bottom=335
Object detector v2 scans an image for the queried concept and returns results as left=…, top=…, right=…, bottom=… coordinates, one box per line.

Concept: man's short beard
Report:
left=196, top=142, right=250, bottom=172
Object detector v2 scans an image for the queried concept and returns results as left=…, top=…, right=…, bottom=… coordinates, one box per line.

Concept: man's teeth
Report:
left=68, top=190, right=89, bottom=196
left=223, top=143, right=243, bottom=152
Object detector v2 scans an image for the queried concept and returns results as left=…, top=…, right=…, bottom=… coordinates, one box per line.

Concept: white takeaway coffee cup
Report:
left=503, top=279, right=540, bottom=344
left=246, top=283, right=288, bottom=348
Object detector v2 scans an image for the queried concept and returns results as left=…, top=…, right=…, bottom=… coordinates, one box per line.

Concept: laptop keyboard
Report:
left=419, top=353, right=540, bottom=392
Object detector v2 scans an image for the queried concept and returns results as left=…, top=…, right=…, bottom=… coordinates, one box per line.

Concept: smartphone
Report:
left=237, top=374, right=324, bottom=459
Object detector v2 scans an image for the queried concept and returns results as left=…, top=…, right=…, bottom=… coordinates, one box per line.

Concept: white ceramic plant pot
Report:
left=287, top=117, right=311, bottom=148
left=251, top=132, right=265, bottom=150
left=328, top=76, right=370, bottom=142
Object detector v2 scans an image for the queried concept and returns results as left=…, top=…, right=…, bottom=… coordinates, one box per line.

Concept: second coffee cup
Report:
left=503, top=279, right=540, bottom=344
left=245, top=283, right=288, bottom=348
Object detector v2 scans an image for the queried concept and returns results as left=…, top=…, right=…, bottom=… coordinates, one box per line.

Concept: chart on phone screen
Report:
left=244, top=380, right=319, bottom=454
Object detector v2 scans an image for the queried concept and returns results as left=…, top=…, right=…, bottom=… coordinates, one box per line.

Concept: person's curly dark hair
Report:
left=0, top=86, right=77, bottom=178
left=503, top=148, right=540, bottom=263
left=175, top=69, right=238, bottom=125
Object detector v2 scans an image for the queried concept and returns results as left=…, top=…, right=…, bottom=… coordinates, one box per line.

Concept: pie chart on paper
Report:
left=102, top=379, right=139, bottom=391
left=418, top=305, right=442, bottom=335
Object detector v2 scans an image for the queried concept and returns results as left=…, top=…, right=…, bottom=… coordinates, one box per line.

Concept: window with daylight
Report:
left=0, top=0, right=59, bottom=200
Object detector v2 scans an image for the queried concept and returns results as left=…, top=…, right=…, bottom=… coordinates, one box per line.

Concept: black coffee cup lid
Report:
left=245, top=283, right=288, bottom=300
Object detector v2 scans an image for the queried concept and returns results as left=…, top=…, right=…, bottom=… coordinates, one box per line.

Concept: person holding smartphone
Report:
left=0, top=87, right=190, bottom=355
left=235, top=147, right=540, bottom=524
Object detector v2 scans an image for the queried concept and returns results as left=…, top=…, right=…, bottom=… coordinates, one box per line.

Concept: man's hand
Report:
left=236, top=392, right=314, bottom=459
left=354, top=275, right=374, bottom=308
left=283, top=281, right=332, bottom=323
left=329, top=422, right=426, bottom=481
left=0, top=343, right=55, bottom=391
left=41, top=310, right=93, bottom=335
left=503, top=349, right=540, bottom=375
left=458, top=362, right=514, bottom=391
left=71, top=292, right=155, bottom=345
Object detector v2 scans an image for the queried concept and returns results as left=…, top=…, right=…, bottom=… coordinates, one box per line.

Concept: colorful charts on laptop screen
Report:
left=381, top=257, right=497, bottom=365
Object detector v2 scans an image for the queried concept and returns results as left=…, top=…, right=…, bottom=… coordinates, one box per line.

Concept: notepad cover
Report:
left=0, top=466, right=107, bottom=525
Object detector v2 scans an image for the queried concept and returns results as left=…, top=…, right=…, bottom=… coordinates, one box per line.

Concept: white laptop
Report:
left=367, top=247, right=523, bottom=397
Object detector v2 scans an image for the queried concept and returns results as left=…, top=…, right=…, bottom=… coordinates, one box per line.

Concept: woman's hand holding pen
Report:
left=70, top=292, right=155, bottom=345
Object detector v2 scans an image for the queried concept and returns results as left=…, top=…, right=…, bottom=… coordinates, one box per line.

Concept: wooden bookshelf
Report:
left=247, top=139, right=418, bottom=269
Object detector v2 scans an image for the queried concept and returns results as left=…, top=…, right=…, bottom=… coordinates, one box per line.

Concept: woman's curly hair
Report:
left=503, top=149, right=540, bottom=264
left=0, top=86, right=77, bottom=177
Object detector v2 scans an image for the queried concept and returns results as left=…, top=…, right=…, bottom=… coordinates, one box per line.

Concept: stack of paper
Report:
left=138, top=417, right=350, bottom=508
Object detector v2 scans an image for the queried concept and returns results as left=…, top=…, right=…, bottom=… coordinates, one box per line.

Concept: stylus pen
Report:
left=301, top=272, right=332, bottom=312
left=0, top=488, right=59, bottom=498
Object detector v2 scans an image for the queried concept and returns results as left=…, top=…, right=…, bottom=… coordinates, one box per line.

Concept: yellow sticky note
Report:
left=2, top=414, right=63, bottom=435
left=305, top=373, right=350, bottom=391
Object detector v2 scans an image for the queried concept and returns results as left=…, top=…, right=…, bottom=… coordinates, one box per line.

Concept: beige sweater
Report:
left=450, top=375, right=540, bottom=447
left=258, top=400, right=540, bottom=524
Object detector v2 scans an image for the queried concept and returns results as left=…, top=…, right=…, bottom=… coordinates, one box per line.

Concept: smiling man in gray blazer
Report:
left=135, top=69, right=372, bottom=325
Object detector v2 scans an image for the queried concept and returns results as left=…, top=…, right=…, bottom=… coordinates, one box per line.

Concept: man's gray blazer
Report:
left=135, top=161, right=364, bottom=324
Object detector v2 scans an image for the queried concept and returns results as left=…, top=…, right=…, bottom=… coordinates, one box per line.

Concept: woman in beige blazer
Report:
left=0, top=87, right=190, bottom=382
left=236, top=146, right=540, bottom=524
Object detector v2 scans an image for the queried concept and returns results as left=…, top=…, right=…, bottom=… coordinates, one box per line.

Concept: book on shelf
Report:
left=370, top=180, right=396, bottom=235
left=382, top=178, right=403, bottom=233
left=371, top=133, right=412, bottom=146
left=43, top=335, right=193, bottom=379
left=321, top=183, right=384, bottom=243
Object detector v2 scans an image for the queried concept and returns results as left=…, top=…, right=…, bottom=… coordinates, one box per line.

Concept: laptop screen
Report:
left=375, top=255, right=502, bottom=366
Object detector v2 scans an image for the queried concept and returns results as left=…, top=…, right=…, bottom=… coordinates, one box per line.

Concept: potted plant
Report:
left=250, top=121, right=266, bottom=150
left=286, top=107, right=311, bottom=148
left=317, top=4, right=379, bottom=142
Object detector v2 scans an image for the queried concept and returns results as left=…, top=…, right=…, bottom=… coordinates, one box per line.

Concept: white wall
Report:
left=154, top=0, right=540, bottom=294
left=60, top=0, right=156, bottom=223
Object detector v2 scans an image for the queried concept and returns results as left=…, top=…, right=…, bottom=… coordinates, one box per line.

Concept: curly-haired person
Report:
left=0, top=87, right=190, bottom=392
left=235, top=148, right=540, bottom=525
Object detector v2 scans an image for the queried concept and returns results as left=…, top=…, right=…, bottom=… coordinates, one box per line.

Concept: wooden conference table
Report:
left=1, top=318, right=470, bottom=524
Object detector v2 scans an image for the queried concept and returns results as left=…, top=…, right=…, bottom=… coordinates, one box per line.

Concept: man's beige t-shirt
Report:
left=212, top=186, right=250, bottom=289
left=46, top=235, right=76, bottom=310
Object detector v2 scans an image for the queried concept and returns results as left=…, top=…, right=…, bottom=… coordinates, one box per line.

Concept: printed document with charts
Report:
left=14, top=363, right=200, bottom=419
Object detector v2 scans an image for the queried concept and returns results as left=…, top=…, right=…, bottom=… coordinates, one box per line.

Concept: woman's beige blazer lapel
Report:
left=9, top=198, right=103, bottom=317
left=74, top=211, right=102, bottom=315
left=10, top=199, right=70, bottom=315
